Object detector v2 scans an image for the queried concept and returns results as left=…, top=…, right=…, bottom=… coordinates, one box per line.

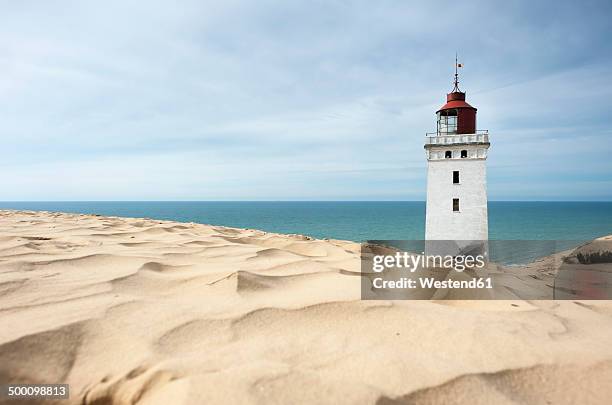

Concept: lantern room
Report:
left=436, top=60, right=477, bottom=135
left=436, top=91, right=476, bottom=135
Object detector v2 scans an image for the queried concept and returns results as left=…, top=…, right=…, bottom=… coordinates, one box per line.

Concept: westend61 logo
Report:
left=360, top=240, right=612, bottom=300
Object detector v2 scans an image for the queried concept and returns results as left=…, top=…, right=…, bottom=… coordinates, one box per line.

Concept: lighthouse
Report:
left=424, top=59, right=490, bottom=247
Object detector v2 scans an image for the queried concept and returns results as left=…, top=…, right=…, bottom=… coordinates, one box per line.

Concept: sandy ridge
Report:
left=1, top=210, right=612, bottom=404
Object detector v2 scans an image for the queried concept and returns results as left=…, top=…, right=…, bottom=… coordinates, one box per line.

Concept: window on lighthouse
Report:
left=461, top=150, right=468, bottom=158
left=437, top=109, right=458, bottom=134
left=445, top=151, right=452, bottom=159
left=453, top=198, right=460, bottom=212
left=453, top=171, right=460, bottom=184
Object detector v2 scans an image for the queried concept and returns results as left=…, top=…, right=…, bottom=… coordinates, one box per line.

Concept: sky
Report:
left=1, top=0, right=611, bottom=201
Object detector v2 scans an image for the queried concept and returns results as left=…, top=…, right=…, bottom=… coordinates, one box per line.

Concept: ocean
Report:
left=1, top=201, right=611, bottom=242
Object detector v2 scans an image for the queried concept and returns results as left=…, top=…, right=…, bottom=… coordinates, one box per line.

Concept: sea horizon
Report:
left=2, top=200, right=611, bottom=202
left=2, top=201, right=612, bottom=244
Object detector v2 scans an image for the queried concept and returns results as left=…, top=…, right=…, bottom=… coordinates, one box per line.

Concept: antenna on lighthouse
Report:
left=453, top=53, right=463, bottom=93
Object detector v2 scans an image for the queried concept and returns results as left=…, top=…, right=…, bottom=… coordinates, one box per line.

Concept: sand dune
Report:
left=1, top=210, right=612, bottom=404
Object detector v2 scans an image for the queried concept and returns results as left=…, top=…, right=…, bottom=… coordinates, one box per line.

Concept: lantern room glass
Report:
left=437, top=109, right=457, bottom=135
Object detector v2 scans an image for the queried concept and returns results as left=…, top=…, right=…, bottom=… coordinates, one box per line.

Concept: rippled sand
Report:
left=1, top=210, right=611, bottom=404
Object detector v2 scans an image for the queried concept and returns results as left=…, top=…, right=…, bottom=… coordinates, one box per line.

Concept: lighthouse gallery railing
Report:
left=424, top=130, right=489, bottom=145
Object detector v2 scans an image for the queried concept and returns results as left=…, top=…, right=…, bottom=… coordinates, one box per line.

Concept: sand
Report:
left=1, top=209, right=612, bottom=404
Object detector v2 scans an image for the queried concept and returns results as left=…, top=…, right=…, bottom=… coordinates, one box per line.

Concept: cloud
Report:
left=0, top=0, right=611, bottom=200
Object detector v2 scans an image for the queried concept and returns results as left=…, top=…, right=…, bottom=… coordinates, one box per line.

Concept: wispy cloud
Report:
left=1, top=0, right=611, bottom=200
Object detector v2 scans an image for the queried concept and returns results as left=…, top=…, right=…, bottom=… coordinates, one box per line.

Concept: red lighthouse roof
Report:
left=437, top=91, right=476, bottom=112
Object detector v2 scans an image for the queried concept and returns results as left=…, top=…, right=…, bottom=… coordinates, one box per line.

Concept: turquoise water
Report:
left=0, top=201, right=611, bottom=242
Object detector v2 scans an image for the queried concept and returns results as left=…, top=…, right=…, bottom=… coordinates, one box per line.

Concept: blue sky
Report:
left=1, top=0, right=611, bottom=201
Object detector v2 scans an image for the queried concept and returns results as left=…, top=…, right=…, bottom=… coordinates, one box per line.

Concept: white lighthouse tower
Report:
left=425, top=59, right=490, bottom=249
